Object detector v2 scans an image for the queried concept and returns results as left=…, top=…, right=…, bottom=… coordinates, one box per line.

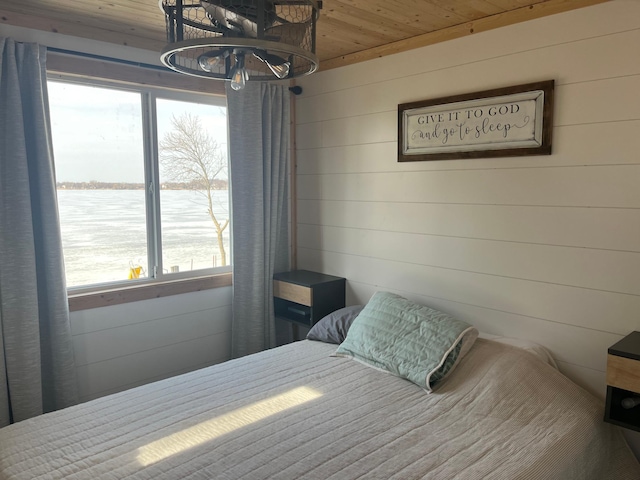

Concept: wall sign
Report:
left=398, top=80, right=554, bottom=161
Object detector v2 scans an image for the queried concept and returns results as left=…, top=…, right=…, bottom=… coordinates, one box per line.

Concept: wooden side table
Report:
left=604, top=331, right=640, bottom=432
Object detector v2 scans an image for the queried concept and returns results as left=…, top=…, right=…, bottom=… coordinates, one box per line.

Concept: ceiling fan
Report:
left=160, top=0, right=321, bottom=90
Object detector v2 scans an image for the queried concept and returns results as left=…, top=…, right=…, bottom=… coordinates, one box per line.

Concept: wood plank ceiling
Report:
left=0, top=0, right=608, bottom=70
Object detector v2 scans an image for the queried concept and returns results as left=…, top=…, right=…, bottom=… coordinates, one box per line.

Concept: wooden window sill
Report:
left=68, top=273, right=233, bottom=312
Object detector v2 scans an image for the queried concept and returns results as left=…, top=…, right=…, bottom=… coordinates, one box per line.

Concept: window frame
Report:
left=48, top=73, right=232, bottom=308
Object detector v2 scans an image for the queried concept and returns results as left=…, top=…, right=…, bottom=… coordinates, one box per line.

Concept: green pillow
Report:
left=334, top=292, right=478, bottom=392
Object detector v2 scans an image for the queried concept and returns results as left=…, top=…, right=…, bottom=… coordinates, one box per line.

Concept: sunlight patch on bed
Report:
left=136, top=386, right=323, bottom=466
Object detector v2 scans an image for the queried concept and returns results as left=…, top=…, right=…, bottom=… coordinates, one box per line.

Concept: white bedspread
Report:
left=0, top=339, right=637, bottom=479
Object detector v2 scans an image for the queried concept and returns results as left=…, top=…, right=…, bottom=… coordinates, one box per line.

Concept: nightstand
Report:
left=604, top=331, right=640, bottom=432
left=273, top=270, right=346, bottom=329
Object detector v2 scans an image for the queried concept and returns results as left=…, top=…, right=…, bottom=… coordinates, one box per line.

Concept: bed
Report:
left=0, top=295, right=638, bottom=479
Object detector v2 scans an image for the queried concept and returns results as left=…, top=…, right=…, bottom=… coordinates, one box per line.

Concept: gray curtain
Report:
left=226, top=82, right=290, bottom=358
left=0, top=38, right=78, bottom=426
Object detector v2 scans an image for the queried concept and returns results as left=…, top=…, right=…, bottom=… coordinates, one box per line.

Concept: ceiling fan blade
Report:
left=253, top=49, right=287, bottom=66
left=201, top=0, right=279, bottom=38
left=252, top=50, right=290, bottom=79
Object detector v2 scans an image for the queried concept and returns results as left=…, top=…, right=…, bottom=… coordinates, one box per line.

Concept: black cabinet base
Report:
left=605, top=386, right=640, bottom=432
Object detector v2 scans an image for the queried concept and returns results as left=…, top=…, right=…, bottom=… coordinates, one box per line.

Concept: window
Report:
left=48, top=79, right=230, bottom=291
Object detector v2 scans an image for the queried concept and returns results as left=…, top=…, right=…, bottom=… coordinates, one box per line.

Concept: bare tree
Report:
left=159, top=113, right=229, bottom=266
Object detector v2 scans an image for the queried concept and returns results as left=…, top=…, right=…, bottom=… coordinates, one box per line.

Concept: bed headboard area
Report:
left=293, top=0, right=640, bottom=402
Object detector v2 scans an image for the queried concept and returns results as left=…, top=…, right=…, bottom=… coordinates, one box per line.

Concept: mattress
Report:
left=0, top=338, right=637, bottom=479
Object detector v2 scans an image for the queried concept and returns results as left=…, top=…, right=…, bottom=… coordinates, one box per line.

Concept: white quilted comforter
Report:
left=0, top=339, right=638, bottom=479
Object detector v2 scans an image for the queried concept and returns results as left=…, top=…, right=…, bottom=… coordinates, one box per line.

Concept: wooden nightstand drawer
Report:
left=274, top=280, right=312, bottom=306
left=607, top=354, right=640, bottom=393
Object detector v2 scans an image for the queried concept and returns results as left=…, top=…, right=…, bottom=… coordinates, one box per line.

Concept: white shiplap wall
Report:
left=295, top=0, right=640, bottom=400
left=70, top=287, right=232, bottom=403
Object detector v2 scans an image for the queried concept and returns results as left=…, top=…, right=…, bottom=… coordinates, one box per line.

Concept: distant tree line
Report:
left=57, top=181, right=145, bottom=190
left=56, top=179, right=228, bottom=190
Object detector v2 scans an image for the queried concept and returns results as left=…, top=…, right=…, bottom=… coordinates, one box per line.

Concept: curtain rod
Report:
left=47, top=47, right=169, bottom=73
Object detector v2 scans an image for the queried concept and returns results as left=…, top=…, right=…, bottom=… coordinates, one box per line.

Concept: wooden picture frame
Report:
left=398, top=80, right=554, bottom=162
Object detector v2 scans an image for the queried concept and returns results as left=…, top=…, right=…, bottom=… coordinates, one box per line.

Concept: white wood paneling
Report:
left=298, top=165, right=640, bottom=208
left=78, top=360, right=219, bottom=403
left=298, top=248, right=640, bottom=338
left=295, top=122, right=323, bottom=150
left=70, top=287, right=232, bottom=335
left=298, top=76, right=640, bottom=151
left=70, top=286, right=233, bottom=401
left=298, top=224, right=640, bottom=294
left=556, top=76, right=640, bottom=126
left=298, top=200, right=640, bottom=252
left=295, top=1, right=640, bottom=399
left=555, top=361, right=606, bottom=399
left=318, top=111, right=397, bottom=147
left=298, top=28, right=640, bottom=124
left=76, top=331, right=231, bottom=401
left=73, top=305, right=232, bottom=366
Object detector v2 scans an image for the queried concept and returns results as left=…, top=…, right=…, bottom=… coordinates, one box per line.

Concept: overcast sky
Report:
left=48, top=81, right=228, bottom=183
